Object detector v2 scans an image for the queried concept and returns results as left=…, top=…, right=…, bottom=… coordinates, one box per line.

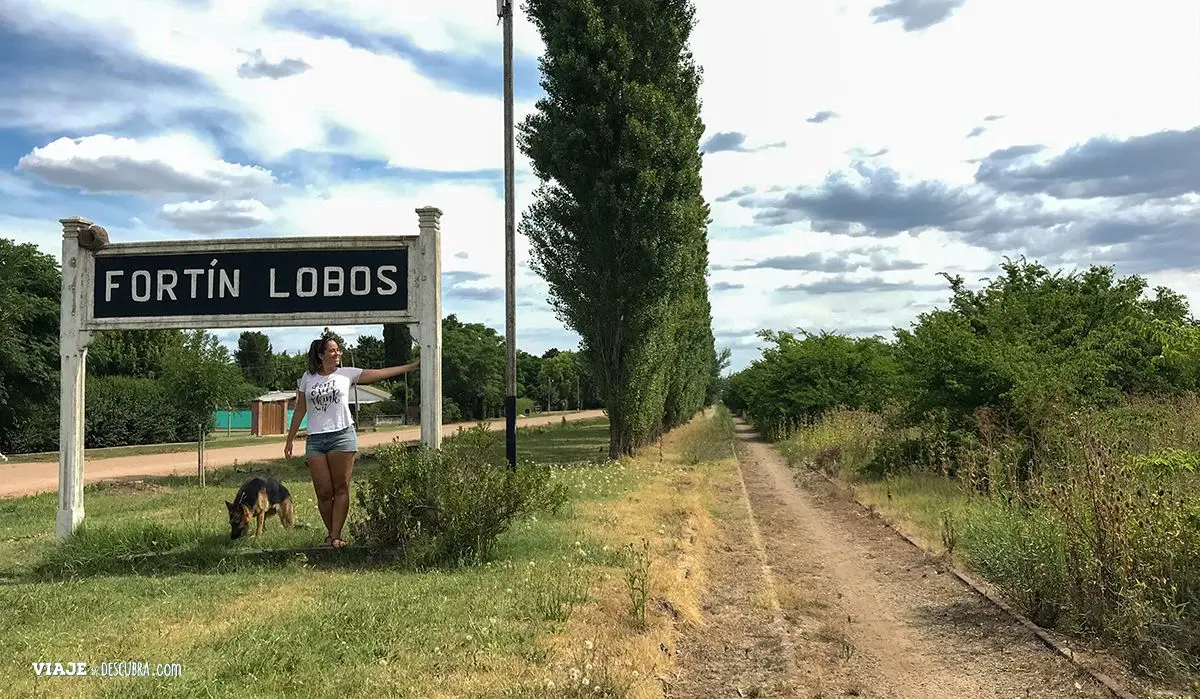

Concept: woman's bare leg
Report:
left=327, top=450, right=357, bottom=545
left=307, top=454, right=335, bottom=539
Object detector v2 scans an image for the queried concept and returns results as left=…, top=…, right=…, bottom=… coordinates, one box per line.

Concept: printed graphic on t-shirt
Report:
left=308, top=379, right=341, bottom=412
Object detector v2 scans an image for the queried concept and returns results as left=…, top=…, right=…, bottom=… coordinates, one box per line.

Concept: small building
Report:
left=248, top=384, right=395, bottom=436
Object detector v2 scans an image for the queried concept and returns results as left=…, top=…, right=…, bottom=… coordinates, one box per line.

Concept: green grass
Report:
left=0, top=414, right=702, bottom=698
left=852, top=473, right=974, bottom=549
left=505, top=418, right=611, bottom=464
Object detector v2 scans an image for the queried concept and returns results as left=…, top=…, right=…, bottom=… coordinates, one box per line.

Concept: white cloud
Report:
left=18, top=134, right=276, bottom=196
left=3, top=0, right=539, bottom=171
left=272, top=0, right=547, bottom=60
left=160, top=199, right=276, bottom=233
left=2, top=0, right=1197, bottom=375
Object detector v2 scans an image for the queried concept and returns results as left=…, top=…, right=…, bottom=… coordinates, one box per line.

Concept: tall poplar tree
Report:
left=519, top=0, right=714, bottom=457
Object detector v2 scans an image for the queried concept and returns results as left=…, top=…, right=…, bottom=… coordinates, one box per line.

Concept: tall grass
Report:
left=772, top=398, right=1200, bottom=683
left=678, top=404, right=737, bottom=465
left=775, top=408, right=887, bottom=476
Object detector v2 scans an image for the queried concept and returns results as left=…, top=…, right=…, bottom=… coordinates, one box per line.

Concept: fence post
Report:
left=198, top=423, right=206, bottom=487
left=56, top=217, right=94, bottom=540
left=416, top=206, right=443, bottom=450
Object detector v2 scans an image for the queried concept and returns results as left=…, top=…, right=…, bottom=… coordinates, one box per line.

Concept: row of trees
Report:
left=0, top=239, right=609, bottom=454
left=0, top=246, right=264, bottom=453
left=725, top=257, right=1200, bottom=443
left=232, top=316, right=603, bottom=424
left=520, top=0, right=722, bottom=458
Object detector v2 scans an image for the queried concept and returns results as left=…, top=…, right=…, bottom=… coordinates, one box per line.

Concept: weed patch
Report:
left=622, top=538, right=651, bottom=631
left=779, top=403, right=1200, bottom=684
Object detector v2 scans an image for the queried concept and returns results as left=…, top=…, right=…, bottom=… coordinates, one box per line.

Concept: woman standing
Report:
left=285, top=337, right=419, bottom=548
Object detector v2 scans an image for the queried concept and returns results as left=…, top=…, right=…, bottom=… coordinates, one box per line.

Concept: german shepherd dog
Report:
left=226, top=475, right=294, bottom=540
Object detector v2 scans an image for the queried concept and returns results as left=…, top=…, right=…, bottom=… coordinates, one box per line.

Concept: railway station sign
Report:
left=54, top=208, right=445, bottom=540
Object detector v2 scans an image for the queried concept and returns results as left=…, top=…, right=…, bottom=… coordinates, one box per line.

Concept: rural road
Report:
left=669, top=418, right=1126, bottom=698
left=0, top=410, right=606, bottom=499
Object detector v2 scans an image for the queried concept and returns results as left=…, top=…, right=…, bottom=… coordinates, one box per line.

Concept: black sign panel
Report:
left=93, top=247, right=409, bottom=319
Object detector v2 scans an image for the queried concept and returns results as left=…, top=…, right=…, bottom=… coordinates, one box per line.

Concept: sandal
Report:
left=319, top=536, right=334, bottom=548
left=330, top=538, right=347, bottom=548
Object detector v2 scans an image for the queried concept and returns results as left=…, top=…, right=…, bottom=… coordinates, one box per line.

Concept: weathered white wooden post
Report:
left=416, top=207, right=443, bottom=449
left=57, top=217, right=95, bottom=539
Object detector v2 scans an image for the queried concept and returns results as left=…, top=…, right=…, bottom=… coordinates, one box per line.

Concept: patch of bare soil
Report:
left=85, top=478, right=170, bottom=496
left=666, top=455, right=799, bottom=697
left=670, top=420, right=1120, bottom=698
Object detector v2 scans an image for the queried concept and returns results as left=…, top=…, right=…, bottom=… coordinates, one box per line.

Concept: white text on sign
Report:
left=103, top=264, right=401, bottom=303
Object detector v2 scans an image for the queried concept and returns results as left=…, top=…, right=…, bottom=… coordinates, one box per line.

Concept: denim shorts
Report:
left=305, top=426, right=358, bottom=456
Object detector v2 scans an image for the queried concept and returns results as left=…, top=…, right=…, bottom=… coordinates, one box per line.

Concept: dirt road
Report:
left=669, top=419, right=1120, bottom=698
left=0, top=410, right=606, bottom=499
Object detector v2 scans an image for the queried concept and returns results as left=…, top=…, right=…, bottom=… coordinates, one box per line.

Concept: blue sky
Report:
left=1, top=0, right=1197, bottom=372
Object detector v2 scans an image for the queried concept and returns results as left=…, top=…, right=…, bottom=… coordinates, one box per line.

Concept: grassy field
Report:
left=1, top=412, right=736, bottom=698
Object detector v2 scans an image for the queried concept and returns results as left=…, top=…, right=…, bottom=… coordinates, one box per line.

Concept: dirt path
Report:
left=0, top=410, right=606, bottom=499
left=670, top=419, right=1116, bottom=698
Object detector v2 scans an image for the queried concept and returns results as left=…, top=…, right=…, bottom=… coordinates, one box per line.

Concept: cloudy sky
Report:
left=2, top=0, right=1197, bottom=372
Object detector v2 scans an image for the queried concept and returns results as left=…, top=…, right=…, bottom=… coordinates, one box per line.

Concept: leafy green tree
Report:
left=541, top=351, right=580, bottom=410
left=441, top=315, right=505, bottom=420
left=519, top=0, right=713, bottom=457
left=234, top=331, right=273, bottom=387
left=86, top=376, right=179, bottom=448
left=662, top=260, right=716, bottom=430
left=517, top=349, right=542, bottom=402
left=352, top=334, right=385, bottom=369
left=163, top=330, right=259, bottom=438
left=895, top=259, right=1196, bottom=432
left=383, top=322, right=414, bottom=364
left=0, top=240, right=61, bottom=453
left=89, top=330, right=185, bottom=379
left=271, top=352, right=307, bottom=391
left=705, top=346, right=732, bottom=406
left=725, top=330, right=901, bottom=440
left=728, top=256, right=1200, bottom=455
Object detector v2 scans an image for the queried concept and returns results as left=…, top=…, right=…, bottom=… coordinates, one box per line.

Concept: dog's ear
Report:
left=225, top=500, right=234, bottom=511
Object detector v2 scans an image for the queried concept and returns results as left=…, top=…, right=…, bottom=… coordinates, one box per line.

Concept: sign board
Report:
left=55, top=209, right=444, bottom=540
left=87, top=238, right=416, bottom=330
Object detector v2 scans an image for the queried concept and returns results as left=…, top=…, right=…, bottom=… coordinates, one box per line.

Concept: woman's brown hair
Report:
left=306, top=338, right=333, bottom=375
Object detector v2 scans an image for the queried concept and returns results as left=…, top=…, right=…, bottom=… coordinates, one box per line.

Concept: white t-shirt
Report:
left=298, top=367, right=364, bottom=435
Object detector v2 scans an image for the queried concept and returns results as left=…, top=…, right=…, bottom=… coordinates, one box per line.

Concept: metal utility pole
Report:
left=500, top=0, right=517, bottom=470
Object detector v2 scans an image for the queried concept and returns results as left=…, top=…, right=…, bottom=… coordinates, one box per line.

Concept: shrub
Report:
left=776, top=408, right=886, bottom=477
left=349, top=426, right=567, bottom=566
left=1036, top=420, right=1200, bottom=677
left=442, top=397, right=464, bottom=424
left=86, top=376, right=180, bottom=448
left=516, top=396, right=535, bottom=415
left=957, top=502, right=1069, bottom=627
